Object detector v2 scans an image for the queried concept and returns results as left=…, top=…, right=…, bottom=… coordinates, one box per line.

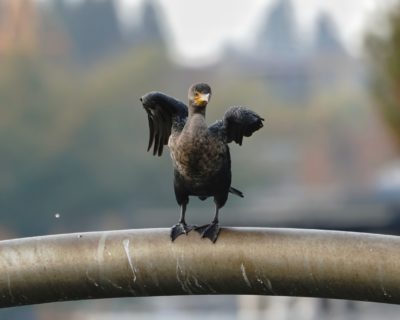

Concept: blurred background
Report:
left=1, top=0, right=400, bottom=318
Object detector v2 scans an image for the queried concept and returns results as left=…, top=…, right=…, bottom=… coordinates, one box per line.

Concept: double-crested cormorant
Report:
left=140, top=83, right=264, bottom=242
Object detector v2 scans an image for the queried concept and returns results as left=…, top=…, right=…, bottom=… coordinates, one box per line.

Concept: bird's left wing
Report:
left=209, top=106, right=264, bottom=145
left=140, top=91, right=188, bottom=156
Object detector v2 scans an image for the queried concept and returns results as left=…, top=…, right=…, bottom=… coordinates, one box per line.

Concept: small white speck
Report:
left=54, top=213, right=60, bottom=219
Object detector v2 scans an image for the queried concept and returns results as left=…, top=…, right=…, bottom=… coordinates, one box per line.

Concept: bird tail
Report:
left=229, top=187, right=244, bottom=198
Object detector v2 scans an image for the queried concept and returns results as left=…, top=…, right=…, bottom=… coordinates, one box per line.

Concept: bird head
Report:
left=188, top=83, right=212, bottom=109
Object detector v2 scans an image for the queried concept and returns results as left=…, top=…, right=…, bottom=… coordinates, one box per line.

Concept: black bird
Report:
left=140, top=83, right=264, bottom=242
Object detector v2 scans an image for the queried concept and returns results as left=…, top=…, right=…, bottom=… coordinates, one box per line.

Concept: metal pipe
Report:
left=0, top=227, right=399, bottom=308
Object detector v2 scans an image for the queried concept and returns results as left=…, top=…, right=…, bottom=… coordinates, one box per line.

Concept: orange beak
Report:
left=195, top=93, right=210, bottom=106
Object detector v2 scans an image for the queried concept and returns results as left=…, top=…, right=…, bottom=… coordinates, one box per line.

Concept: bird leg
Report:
left=195, top=206, right=221, bottom=243
left=170, top=203, right=195, bottom=241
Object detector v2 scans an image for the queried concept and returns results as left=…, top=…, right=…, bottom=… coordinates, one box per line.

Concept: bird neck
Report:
left=189, top=104, right=206, bottom=118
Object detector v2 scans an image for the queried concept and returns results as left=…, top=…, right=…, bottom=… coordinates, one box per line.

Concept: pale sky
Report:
left=116, top=0, right=395, bottom=65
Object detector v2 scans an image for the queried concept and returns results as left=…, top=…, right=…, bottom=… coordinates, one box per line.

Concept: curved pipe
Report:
left=0, top=227, right=399, bottom=308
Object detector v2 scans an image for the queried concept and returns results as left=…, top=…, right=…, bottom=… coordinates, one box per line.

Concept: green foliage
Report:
left=365, top=3, right=400, bottom=146
left=0, top=46, right=176, bottom=235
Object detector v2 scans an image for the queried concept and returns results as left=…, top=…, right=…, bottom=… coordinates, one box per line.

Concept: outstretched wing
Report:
left=140, top=91, right=188, bottom=156
left=210, top=106, right=264, bottom=145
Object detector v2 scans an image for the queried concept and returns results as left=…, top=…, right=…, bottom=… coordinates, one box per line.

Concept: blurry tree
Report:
left=0, top=46, right=174, bottom=236
left=0, top=0, right=175, bottom=237
left=313, top=12, right=345, bottom=55
left=257, top=0, right=301, bottom=59
left=138, top=0, right=165, bottom=44
left=53, top=0, right=124, bottom=64
left=365, top=2, right=400, bottom=147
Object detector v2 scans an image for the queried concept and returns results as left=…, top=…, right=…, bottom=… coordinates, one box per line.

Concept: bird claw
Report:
left=170, top=223, right=195, bottom=241
left=195, top=222, right=220, bottom=243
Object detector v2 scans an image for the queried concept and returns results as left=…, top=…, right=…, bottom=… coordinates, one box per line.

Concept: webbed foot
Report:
left=195, top=222, right=221, bottom=243
left=170, top=223, right=195, bottom=241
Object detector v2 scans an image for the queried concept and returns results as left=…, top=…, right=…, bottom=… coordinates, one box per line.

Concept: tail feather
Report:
left=229, top=187, right=244, bottom=198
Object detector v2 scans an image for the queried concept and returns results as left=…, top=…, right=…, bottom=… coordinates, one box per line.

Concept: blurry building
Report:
left=0, top=0, right=39, bottom=55
left=0, top=0, right=71, bottom=59
left=308, top=11, right=361, bottom=94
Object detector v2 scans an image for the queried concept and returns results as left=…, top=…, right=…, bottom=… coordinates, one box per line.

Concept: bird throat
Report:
left=189, top=103, right=206, bottom=117
left=184, top=113, right=208, bottom=138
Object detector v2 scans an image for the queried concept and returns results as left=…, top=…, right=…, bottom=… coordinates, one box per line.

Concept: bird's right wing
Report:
left=140, top=91, right=188, bottom=156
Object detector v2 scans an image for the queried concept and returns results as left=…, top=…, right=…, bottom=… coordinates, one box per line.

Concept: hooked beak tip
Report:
left=199, top=93, right=210, bottom=103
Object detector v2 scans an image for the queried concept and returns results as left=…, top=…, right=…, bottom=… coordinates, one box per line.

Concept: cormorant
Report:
left=140, top=83, right=264, bottom=242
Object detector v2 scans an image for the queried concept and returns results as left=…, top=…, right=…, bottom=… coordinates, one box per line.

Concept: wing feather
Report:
left=140, top=92, right=188, bottom=156
left=147, top=115, right=154, bottom=152
left=218, top=106, right=264, bottom=145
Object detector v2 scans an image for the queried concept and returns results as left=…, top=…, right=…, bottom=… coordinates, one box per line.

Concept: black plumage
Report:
left=140, top=83, right=264, bottom=242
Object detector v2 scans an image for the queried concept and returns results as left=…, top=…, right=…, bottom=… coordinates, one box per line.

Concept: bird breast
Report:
left=169, top=117, right=227, bottom=184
